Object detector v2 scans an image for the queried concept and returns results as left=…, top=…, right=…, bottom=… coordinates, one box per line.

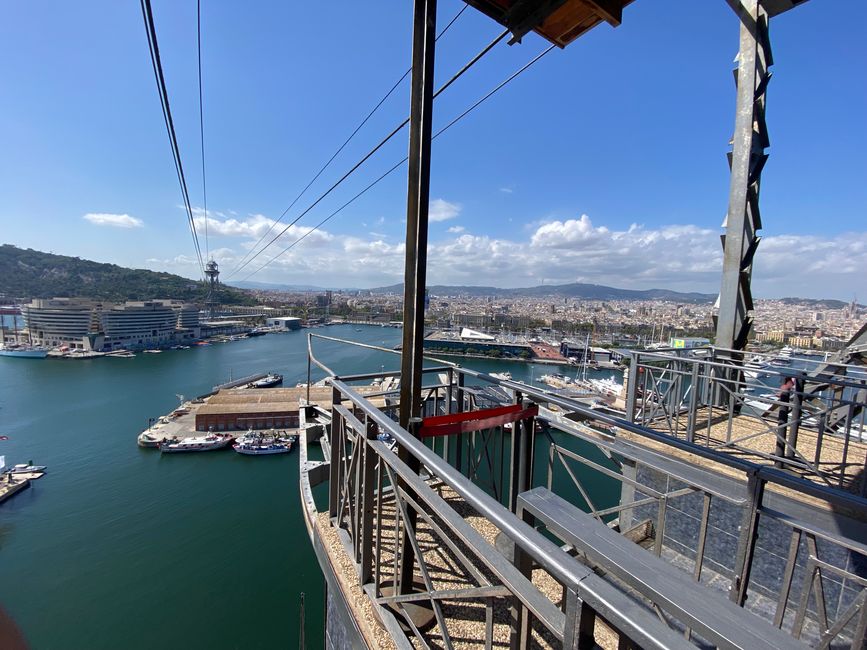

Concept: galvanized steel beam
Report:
left=716, top=0, right=771, bottom=352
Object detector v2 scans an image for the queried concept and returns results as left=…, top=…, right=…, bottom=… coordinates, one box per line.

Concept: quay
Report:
left=139, top=384, right=390, bottom=446
left=0, top=471, right=44, bottom=505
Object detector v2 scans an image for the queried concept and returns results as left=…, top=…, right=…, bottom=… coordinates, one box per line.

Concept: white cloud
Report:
left=193, top=213, right=274, bottom=238
left=499, top=187, right=513, bottom=194
left=429, top=199, right=461, bottom=222
left=530, top=214, right=609, bottom=247
left=83, top=213, right=143, bottom=228
left=139, top=210, right=867, bottom=299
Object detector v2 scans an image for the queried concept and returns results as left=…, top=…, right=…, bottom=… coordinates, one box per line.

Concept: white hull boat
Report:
left=159, top=434, right=233, bottom=453
left=233, top=441, right=293, bottom=455
left=0, top=346, right=48, bottom=358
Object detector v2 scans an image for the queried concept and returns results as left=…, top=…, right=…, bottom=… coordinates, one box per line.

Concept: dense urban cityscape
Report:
left=241, top=287, right=864, bottom=352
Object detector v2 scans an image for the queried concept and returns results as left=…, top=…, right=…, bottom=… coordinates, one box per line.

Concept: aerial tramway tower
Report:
left=204, top=259, right=220, bottom=320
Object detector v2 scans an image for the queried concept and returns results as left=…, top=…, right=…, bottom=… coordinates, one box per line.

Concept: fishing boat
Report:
left=159, top=433, right=234, bottom=453
left=233, top=438, right=295, bottom=455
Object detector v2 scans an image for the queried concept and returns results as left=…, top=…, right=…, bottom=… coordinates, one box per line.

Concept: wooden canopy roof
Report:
left=462, top=0, right=810, bottom=47
left=462, top=0, right=633, bottom=47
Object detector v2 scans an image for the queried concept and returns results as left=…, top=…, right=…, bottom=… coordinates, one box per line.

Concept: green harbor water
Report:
left=0, top=324, right=619, bottom=649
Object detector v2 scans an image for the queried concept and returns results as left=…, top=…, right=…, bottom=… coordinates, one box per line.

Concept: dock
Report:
left=0, top=471, right=44, bottom=504
left=139, top=384, right=389, bottom=445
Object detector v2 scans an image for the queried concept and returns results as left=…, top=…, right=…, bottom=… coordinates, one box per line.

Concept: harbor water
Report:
left=0, top=324, right=619, bottom=649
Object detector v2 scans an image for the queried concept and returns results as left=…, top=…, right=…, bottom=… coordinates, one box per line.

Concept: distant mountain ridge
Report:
left=777, top=297, right=858, bottom=310
left=230, top=280, right=355, bottom=292
left=0, top=244, right=255, bottom=305
left=370, top=282, right=717, bottom=303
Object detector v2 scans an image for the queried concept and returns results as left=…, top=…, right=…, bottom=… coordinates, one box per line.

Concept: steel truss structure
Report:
left=301, top=334, right=867, bottom=649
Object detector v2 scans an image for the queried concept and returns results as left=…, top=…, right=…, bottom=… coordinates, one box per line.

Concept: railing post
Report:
left=618, top=459, right=638, bottom=532
left=398, top=417, right=423, bottom=595
left=730, top=470, right=764, bottom=606
left=509, top=396, right=534, bottom=514
left=686, top=360, right=700, bottom=443
left=329, top=386, right=343, bottom=519
left=359, top=414, right=377, bottom=585
left=563, top=587, right=597, bottom=649
left=455, top=371, right=465, bottom=473
left=510, top=503, right=535, bottom=650
left=625, top=353, right=639, bottom=423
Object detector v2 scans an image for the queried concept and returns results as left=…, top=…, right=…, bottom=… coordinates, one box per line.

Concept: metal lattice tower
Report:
left=204, top=259, right=220, bottom=320
left=715, top=0, right=773, bottom=352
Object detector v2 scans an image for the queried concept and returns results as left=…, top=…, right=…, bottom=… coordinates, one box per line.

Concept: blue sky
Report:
left=1, top=1, right=864, bottom=299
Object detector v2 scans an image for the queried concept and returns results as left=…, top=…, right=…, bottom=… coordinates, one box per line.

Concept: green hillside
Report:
left=0, top=244, right=255, bottom=305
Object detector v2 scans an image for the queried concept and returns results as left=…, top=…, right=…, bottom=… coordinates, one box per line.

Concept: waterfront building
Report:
left=22, top=298, right=102, bottom=350
left=424, top=329, right=533, bottom=357
left=265, top=316, right=302, bottom=331
left=22, top=298, right=201, bottom=351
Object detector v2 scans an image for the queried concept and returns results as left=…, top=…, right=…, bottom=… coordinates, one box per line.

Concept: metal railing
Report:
left=303, top=334, right=867, bottom=649
left=622, top=347, right=867, bottom=495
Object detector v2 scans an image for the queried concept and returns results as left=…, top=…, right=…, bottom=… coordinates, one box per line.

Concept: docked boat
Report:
left=233, top=439, right=295, bottom=455
left=159, top=433, right=233, bottom=453
left=137, top=431, right=163, bottom=448
left=143, top=349, right=162, bottom=354
left=589, top=375, right=623, bottom=398
left=743, top=354, right=765, bottom=379
left=250, top=373, right=283, bottom=388
left=0, top=345, right=49, bottom=358
left=8, top=463, right=47, bottom=474
left=107, top=350, right=136, bottom=358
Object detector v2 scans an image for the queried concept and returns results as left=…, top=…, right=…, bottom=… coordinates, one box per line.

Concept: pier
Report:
left=139, top=384, right=390, bottom=445
left=0, top=470, right=44, bottom=505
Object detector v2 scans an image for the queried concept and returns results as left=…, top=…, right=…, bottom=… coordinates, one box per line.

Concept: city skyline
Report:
left=1, top=1, right=864, bottom=299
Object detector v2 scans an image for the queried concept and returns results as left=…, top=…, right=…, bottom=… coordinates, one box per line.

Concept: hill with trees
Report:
left=0, top=245, right=255, bottom=305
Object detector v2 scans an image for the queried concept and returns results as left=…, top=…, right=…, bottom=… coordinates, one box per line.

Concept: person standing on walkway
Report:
left=774, top=376, right=796, bottom=463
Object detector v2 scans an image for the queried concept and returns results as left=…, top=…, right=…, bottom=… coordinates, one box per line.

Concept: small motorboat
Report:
left=159, top=434, right=234, bottom=453
left=249, top=373, right=283, bottom=389
left=9, top=463, right=47, bottom=474
left=137, top=431, right=162, bottom=448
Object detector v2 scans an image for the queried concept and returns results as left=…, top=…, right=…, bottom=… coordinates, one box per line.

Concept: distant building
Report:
left=668, top=337, right=711, bottom=349
left=266, top=316, right=302, bottom=331
left=22, top=298, right=200, bottom=351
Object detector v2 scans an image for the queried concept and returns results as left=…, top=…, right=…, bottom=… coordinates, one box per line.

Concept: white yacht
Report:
left=159, top=433, right=234, bottom=453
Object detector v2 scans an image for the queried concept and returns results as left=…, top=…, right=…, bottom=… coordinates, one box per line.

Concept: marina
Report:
left=0, top=324, right=423, bottom=648
left=0, top=321, right=591, bottom=650
left=0, top=0, right=864, bottom=646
